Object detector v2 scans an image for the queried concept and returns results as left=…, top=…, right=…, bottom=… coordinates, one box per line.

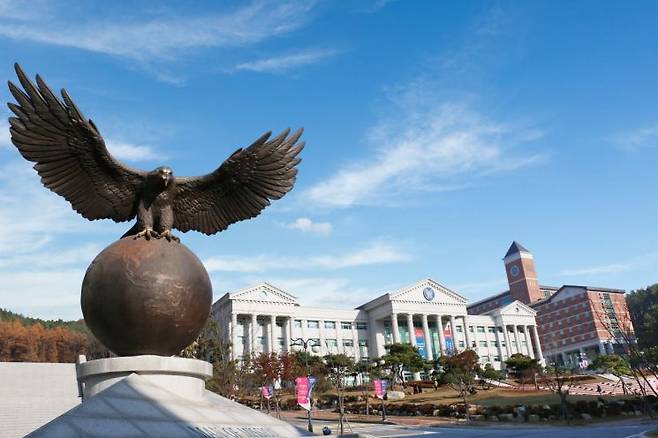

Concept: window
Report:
left=498, top=327, right=504, bottom=333
left=307, top=320, right=319, bottom=329
left=358, top=339, right=368, bottom=347
left=356, top=322, right=368, bottom=330
left=326, top=339, right=338, bottom=348
left=482, top=355, right=490, bottom=363
left=459, top=341, right=465, bottom=347
left=469, top=326, right=474, bottom=333
left=479, top=341, right=488, bottom=347
left=258, top=337, right=265, bottom=348
left=294, top=320, right=302, bottom=328
left=455, top=325, right=463, bottom=332
left=324, top=321, right=336, bottom=329
left=487, top=327, right=495, bottom=333
left=277, top=337, right=284, bottom=347
left=477, top=326, right=485, bottom=333
left=492, top=341, right=499, bottom=347
left=341, top=322, right=353, bottom=330
left=494, top=356, right=501, bottom=362
left=342, top=339, right=354, bottom=347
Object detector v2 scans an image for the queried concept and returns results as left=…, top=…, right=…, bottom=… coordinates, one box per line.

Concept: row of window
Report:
left=293, top=320, right=368, bottom=330
left=237, top=336, right=368, bottom=349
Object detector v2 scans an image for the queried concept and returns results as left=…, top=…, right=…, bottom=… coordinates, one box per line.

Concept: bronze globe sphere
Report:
left=81, top=237, right=212, bottom=356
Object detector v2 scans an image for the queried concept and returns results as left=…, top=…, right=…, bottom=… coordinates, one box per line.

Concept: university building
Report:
left=211, top=278, right=545, bottom=371
left=468, top=242, right=634, bottom=367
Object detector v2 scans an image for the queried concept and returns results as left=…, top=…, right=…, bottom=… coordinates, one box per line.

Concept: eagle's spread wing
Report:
left=7, top=64, right=146, bottom=222
left=174, top=128, right=304, bottom=235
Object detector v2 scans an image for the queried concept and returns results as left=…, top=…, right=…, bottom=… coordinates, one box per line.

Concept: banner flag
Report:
left=374, top=379, right=389, bottom=399
left=295, top=376, right=316, bottom=410
left=261, top=385, right=273, bottom=400
left=444, top=325, right=454, bottom=353
left=414, top=327, right=427, bottom=359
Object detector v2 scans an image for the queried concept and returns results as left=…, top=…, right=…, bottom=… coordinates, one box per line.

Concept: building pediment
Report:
left=389, top=278, right=469, bottom=305
left=490, top=300, right=536, bottom=317
left=229, top=283, right=299, bottom=306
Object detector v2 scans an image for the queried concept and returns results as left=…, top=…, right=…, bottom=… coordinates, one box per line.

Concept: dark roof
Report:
left=504, top=241, right=530, bottom=258
left=531, top=284, right=626, bottom=307
left=467, top=290, right=510, bottom=310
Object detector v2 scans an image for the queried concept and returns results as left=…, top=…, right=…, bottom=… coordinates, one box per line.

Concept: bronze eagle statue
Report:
left=6, top=64, right=304, bottom=242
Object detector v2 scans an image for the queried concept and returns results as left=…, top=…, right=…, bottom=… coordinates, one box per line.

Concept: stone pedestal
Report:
left=76, top=355, right=212, bottom=400
left=30, top=355, right=304, bottom=437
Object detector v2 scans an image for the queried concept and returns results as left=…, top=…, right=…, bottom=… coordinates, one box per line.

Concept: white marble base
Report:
left=76, top=355, right=212, bottom=400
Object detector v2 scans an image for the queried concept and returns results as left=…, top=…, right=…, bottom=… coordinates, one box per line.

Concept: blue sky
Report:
left=1, top=0, right=658, bottom=320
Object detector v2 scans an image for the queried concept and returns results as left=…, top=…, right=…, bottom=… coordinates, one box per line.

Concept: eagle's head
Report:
left=149, top=166, right=174, bottom=188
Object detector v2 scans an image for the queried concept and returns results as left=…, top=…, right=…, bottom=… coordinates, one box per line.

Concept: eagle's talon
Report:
left=134, top=228, right=159, bottom=241
left=160, top=230, right=180, bottom=243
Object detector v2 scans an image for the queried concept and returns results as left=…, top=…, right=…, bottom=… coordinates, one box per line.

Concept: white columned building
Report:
left=212, top=279, right=544, bottom=371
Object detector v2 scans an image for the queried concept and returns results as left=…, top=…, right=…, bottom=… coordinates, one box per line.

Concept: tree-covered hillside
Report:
left=626, top=284, right=658, bottom=349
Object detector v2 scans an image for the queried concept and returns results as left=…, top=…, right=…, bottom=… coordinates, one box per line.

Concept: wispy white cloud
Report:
left=560, top=264, right=630, bottom=277
left=611, top=124, right=658, bottom=151
left=0, top=160, right=123, bottom=319
left=285, top=217, right=332, bottom=236
left=559, top=251, right=658, bottom=277
left=204, top=241, right=410, bottom=273
left=0, top=119, right=11, bottom=149
left=0, top=1, right=316, bottom=62
left=232, top=48, right=340, bottom=73
left=251, top=276, right=383, bottom=308
left=106, top=139, right=159, bottom=162
left=306, top=87, right=546, bottom=208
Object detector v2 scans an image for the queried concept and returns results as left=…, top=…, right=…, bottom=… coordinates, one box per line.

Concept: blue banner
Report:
left=415, top=327, right=428, bottom=359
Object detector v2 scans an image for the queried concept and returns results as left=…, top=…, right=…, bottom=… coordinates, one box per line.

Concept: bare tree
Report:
left=540, top=364, right=577, bottom=421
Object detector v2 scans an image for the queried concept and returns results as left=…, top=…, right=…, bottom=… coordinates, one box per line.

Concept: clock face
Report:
left=510, top=265, right=520, bottom=278
left=423, top=287, right=435, bottom=301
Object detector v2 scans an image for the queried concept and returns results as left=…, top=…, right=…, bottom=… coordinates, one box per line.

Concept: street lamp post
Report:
left=290, top=337, right=319, bottom=433
left=373, top=359, right=387, bottom=423
left=324, top=353, right=347, bottom=436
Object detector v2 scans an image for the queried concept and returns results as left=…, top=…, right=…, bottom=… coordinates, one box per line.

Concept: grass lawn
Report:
left=345, top=386, right=633, bottom=407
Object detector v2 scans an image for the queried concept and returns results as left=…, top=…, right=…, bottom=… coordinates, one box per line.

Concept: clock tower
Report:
left=504, top=241, right=543, bottom=304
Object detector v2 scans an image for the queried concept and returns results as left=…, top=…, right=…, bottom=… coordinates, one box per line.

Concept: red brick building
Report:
left=468, top=242, right=635, bottom=367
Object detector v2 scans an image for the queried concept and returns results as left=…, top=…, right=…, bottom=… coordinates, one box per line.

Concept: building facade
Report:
left=468, top=242, right=635, bottom=367
left=211, top=278, right=545, bottom=371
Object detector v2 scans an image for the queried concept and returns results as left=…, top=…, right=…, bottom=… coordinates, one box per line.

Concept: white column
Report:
left=269, top=315, right=277, bottom=354
left=524, top=325, right=535, bottom=359
left=300, top=318, right=307, bottom=340
left=449, top=315, right=457, bottom=351
left=251, top=313, right=258, bottom=356
left=319, top=320, right=326, bottom=355
left=284, top=317, right=291, bottom=352
left=494, top=325, right=503, bottom=363
left=464, top=317, right=472, bottom=350
left=336, top=320, right=344, bottom=354
left=503, top=325, right=512, bottom=357
left=407, top=313, right=416, bottom=346
left=531, top=326, right=544, bottom=365
left=368, top=315, right=381, bottom=358
left=437, top=315, right=446, bottom=355
left=471, top=320, right=479, bottom=353
left=512, top=325, right=520, bottom=355
left=391, top=313, right=401, bottom=343
left=351, top=324, right=359, bottom=361
left=421, top=314, right=433, bottom=361
left=231, top=313, right=238, bottom=359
